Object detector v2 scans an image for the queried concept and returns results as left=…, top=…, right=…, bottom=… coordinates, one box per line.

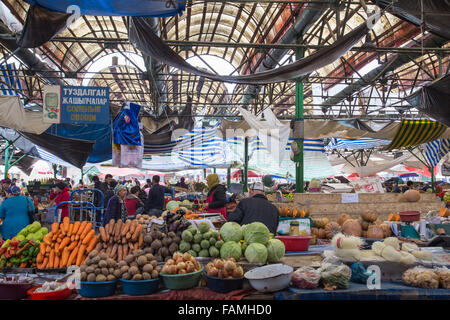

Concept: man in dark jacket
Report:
left=145, top=175, right=171, bottom=217
left=100, top=174, right=117, bottom=209
left=227, top=182, right=279, bottom=234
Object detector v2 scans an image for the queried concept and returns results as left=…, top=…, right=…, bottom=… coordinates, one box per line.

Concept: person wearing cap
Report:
left=203, top=173, right=227, bottom=219
left=227, top=182, right=279, bottom=234
left=0, top=186, right=35, bottom=239
left=103, top=184, right=128, bottom=225
left=49, top=182, right=70, bottom=219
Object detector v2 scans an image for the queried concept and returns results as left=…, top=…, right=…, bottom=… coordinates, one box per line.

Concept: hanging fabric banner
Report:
left=43, top=85, right=61, bottom=124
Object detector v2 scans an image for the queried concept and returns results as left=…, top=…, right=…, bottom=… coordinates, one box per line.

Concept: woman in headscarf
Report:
left=103, top=184, right=128, bottom=225
left=0, top=186, right=34, bottom=239
left=202, top=173, right=227, bottom=219
left=49, top=182, right=70, bottom=218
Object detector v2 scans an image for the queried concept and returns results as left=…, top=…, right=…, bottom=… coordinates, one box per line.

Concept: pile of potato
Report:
left=117, top=249, right=161, bottom=281
left=143, top=230, right=181, bottom=263
left=135, top=214, right=157, bottom=230
left=80, top=250, right=119, bottom=282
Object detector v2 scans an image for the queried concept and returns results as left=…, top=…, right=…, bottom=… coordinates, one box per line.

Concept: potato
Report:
left=84, top=258, right=92, bottom=266
left=85, top=266, right=95, bottom=274
left=151, top=270, right=159, bottom=279
left=101, top=268, right=109, bottom=276
left=107, top=274, right=116, bottom=281
left=94, top=268, right=101, bottom=275
left=142, top=264, right=153, bottom=273
left=118, top=261, right=127, bottom=268
left=142, top=272, right=151, bottom=280
left=107, top=258, right=117, bottom=268
left=122, top=272, right=131, bottom=280
left=132, top=274, right=143, bottom=281
left=137, top=256, right=147, bottom=267
left=80, top=264, right=87, bottom=272
left=155, top=266, right=162, bottom=273
left=88, top=250, right=99, bottom=259
left=99, top=253, right=108, bottom=260
left=92, top=256, right=101, bottom=264
left=151, top=260, right=158, bottom=268
left=143, top=247, right=153, bottom=254
left=108, top=267, right=115, bottom=274
left=120, top=266, right=129, bottom=274
left=96, top=274, right=107, bottom=282
left=145, top=254, right=154, bottom=261
left=80, top=271, right=87, bottom=281
left=129, top=266, right=139, bottom=276
left=113, top=269, right=122, bottom=278
left=98, top=260, right=108, bottom=268
left=133, top=249, right=144, bottom=257
left=130, top=261, right=138, bottom=268
left=87, top=273, right=97, bottom=282
left=125, top=255, right=135, bottom=264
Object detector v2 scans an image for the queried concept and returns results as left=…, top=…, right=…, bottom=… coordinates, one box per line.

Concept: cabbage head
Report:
left=244, top=243, right=268, bottom=264
left=166, top=200, right=179, bottom=211
left=266, top=239, right=285, bottom=263
left=244, top=222, right=270, bottom=245
left=220, top=241, right=242, bottom=261
left=219, top=222, right=243, bottom=242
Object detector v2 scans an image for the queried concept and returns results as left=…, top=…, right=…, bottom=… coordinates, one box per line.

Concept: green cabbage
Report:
left=220, top=241, right=242, bottom=261
left=266, top=239, right=285, bottom=263
left=219, top=222, right=243, bottom=242
left=166, top=200, right=179, bottom=211
left=244, top=243, right=268, bottom=264
left=244, top=222, right=270, bottom=245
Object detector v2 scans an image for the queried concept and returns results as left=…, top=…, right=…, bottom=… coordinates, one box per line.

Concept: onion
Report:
left=177, top=262, right=186, bottom=270
left=213, top=259, right=224, bottom=270
left=168, top=265, right=177, bottom=274
left=166, top=259, right=175, bottom=265
left=208, top=267, right=219, bottom=277
left=186, top=265, right=195, bottom=273
left=224, top=261, right=236, bottom=272
left=162, top=266, right=170, bottom=274
left=178, top=269, right=187, bottom=274
left=232, top=266, right=244, bottom=278
left=183, top=252, right=192, bottom=261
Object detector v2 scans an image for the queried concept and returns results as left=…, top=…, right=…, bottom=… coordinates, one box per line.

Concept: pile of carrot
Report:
left=36, top=217, right=98, bottom=269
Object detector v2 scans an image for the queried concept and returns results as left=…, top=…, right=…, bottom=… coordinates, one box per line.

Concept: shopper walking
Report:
left=0, top=186, right=35, bottom=240
left=227, top=182, right=279, bottom=234
left=104, top=184, right=128, bottom=225
left=145, top=175, right=171, bottom=217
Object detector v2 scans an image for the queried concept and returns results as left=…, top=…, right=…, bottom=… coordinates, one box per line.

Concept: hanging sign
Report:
left=43, top=85, right=61, bottom=124
left=60, top=86, right=110, bottom=124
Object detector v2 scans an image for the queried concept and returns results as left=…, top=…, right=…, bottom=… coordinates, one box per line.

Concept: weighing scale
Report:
left=399, top=211, right=421, bottom=240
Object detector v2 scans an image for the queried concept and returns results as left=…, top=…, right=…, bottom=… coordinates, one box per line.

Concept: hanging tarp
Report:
left=46, top=123, right=112, bottom=163
left=372, top=0, right=450, bottom=40
left=0, top=127, right=39, bottom=156
left=21, top=131, right=95, bottom=168
left=326, top=138, right=391, bottom=150
left=113, top=102, right=141, bottom=146
left=128, top=16, right=374, bottom=85
left=423, top=139, right=450, bottom=168
left=385, top=119, right=447, bottom=150
left=406, top=75, right=450, bottom=127
left=0, top=96, right=51, bottom=134
left=34, top=146, right=74, bottom=167
left=14, top=152, right=37, bottom=176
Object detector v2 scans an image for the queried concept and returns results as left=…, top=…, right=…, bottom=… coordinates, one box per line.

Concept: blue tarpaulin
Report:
left=113, top=102, right=141, bottom=146
left=46, top=123, right=112, bottom=163
left=24, top=0, right=186, bottom=17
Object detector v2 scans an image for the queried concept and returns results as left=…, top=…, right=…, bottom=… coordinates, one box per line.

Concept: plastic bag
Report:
left=350, top=262, right=374, bottom=284
left=402, top=267, right=439, bottom=289
left=319, top=263, right=352, bottom=290
left=434, top=267, right=450, bottom=289
left=291, top=267, right=321, bottom=289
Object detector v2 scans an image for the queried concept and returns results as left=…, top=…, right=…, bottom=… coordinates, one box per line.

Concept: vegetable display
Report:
left=162, top=209, right=192, bottom=235
left=37, top=218, right=97, bottom=269
left=16, top=221, right=48, bottom=243
left=80, top=250, right=119, bottom=282
left=142, top=229, right=181, bottom=262
left=117, top=249, right=161, bottom=281
left=135, top=214, right=157, bottom=231
left=0, top=239, right=40, bottom=269
left=205, top=258, right=244, bottom=278
left=291, top=267, right=321, bottom=289
left=161, top=252, right=202, bottom=275
left=179, top=221, right=221, bottom=258
left=402, top=267, right=439, bottom=289
left=95, top=219, right=144, bottom=261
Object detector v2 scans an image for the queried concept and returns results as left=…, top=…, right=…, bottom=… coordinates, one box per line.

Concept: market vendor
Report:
left=203, top=173, right=227, bottom=219
left=49, top=182, right=70, bottom=218
left=0, top=186, right=34, bottom=240
left=103, top=184, right=128, bottom=225
left=227, top=182, right=278, bottom=234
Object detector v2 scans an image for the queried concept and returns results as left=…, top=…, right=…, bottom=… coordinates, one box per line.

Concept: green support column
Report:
left=3, top=140, right=9, bottom=179
left=243, top=137, right=249, bottom=193
left=227, top=167, right=231, bottom=188
left=53, top=164, right=58, bottom=179
left=295, top=40, right=304, bottom=193
left=213, top=168, right=216, bottom=174
left=431, top=166, right=435, bottom=193
left=203, top=168, right=206, bottom=179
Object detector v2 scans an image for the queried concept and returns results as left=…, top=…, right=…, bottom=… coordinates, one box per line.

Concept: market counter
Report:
left=274, top=282, right=450, bottom=300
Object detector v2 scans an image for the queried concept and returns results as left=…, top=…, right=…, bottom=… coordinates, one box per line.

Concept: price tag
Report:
left=341, top=193, right=359, bottom=203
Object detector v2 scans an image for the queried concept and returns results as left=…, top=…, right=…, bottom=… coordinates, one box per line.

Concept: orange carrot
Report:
left=48, top=249, right=55, bottom=269
left=54, top=255, right=60, bottom=269
left=61, top=247, right=70, bottom=267
left=67, top=247, right=79, bottom=266
left=62, top=217, right=70, bottom=233
left=40, top=243, right=47, bottom=256
left=72, top=221, right=81, bottom=236
left=51, top=222, right=59, bottom=234
left=36, top=252, right=44, bottom=264
left=86, top=236, right=98, bottom=253
left=82, top=229, right=95, bottom=245
left=67, top=241, right=78, bottom=251
left=76, top=245, right=87, bottom=266
left=77, top=221, right=88, bottom=236
left=80, top=223, right=93, bottom=239
left=41, top=257, right=49, bottom=269
left=68, top=223, right=74, bottom=236
left=58, top=237, right=70, bottom=254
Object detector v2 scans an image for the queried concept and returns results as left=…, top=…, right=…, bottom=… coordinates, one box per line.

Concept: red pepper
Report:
left=20, top=262, right=27, bottom=268
left=0, top=247, right=6, bottom=255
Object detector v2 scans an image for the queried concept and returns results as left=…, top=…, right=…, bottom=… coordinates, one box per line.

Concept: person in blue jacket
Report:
left=0, top=186, right=35, bottom=240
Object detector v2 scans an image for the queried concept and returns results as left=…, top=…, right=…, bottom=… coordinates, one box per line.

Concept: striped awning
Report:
left=326, top=138, right=391, bottom=150
left=423, top=139, right=450, bottom=167
left=385, top=119, right=447, bottom=150
left=0, top=63, right=22, bottom=96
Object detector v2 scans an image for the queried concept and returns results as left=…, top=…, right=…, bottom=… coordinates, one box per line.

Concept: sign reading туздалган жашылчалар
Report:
left=60, top=86, right=109, bottom=124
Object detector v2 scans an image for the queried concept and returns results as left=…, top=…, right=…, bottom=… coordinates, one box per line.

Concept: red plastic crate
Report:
left=27, top=285, right=72, bottom=300
left=276, top=236, right=312, bottom=252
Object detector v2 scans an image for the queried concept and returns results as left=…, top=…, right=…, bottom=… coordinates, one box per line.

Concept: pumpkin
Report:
left=312, top=218, right=329, bottom=229
left=367, top=225, right=385, bottom=239
left=342, top=219, right=362, bottom=237
left=324, top=222, right=342, bottom=239
left=439, top=207, right=450, bottom=217
left=404, top=190, right=421, bottom=202
left=286, top=208, right=292, bottom=217
left=359, top=219, right=370, bottom=231
left=362, top=230, right=368, bottom=238
left=374, top=219, right=383, bottom=226
left=361, top=210, right=377, bottom=223
left=380, top=224, right=392, bottom=237
left=317, top=228, right=327, bottom=239
left=337, top=213, right=351, bottom=226
left=311, top=227, right=319, bottom=236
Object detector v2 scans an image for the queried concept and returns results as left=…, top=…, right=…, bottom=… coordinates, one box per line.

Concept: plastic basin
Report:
left=159, top=267, right=204, bottom=290
left=27, top=285, right=72, bottom=300
left=120, top=279, right=160, bottom=296
left=79, top=281, right=117, bottom=298
left=276, top=235, right=312, bottom=251
left=399, top=211, right=420, bottom=222
left=0, top=282, right=35, bottom=300
left=204, top=274, right=244, bottom=293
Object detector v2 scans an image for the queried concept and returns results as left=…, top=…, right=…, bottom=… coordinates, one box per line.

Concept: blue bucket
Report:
left=204, top=274, right=244, bottom=293
left=120, top=279, right=160, bottom=296
left=79, top=281, right=117, bottom=298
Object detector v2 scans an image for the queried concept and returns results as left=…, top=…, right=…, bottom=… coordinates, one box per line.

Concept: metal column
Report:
left=295, top=39, right=304, bottom=193
left=243, top=137, right=249, bottom=193
left=227, top=167, right=231, bottom=188
left=3, top=140, right=9, bottom=179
